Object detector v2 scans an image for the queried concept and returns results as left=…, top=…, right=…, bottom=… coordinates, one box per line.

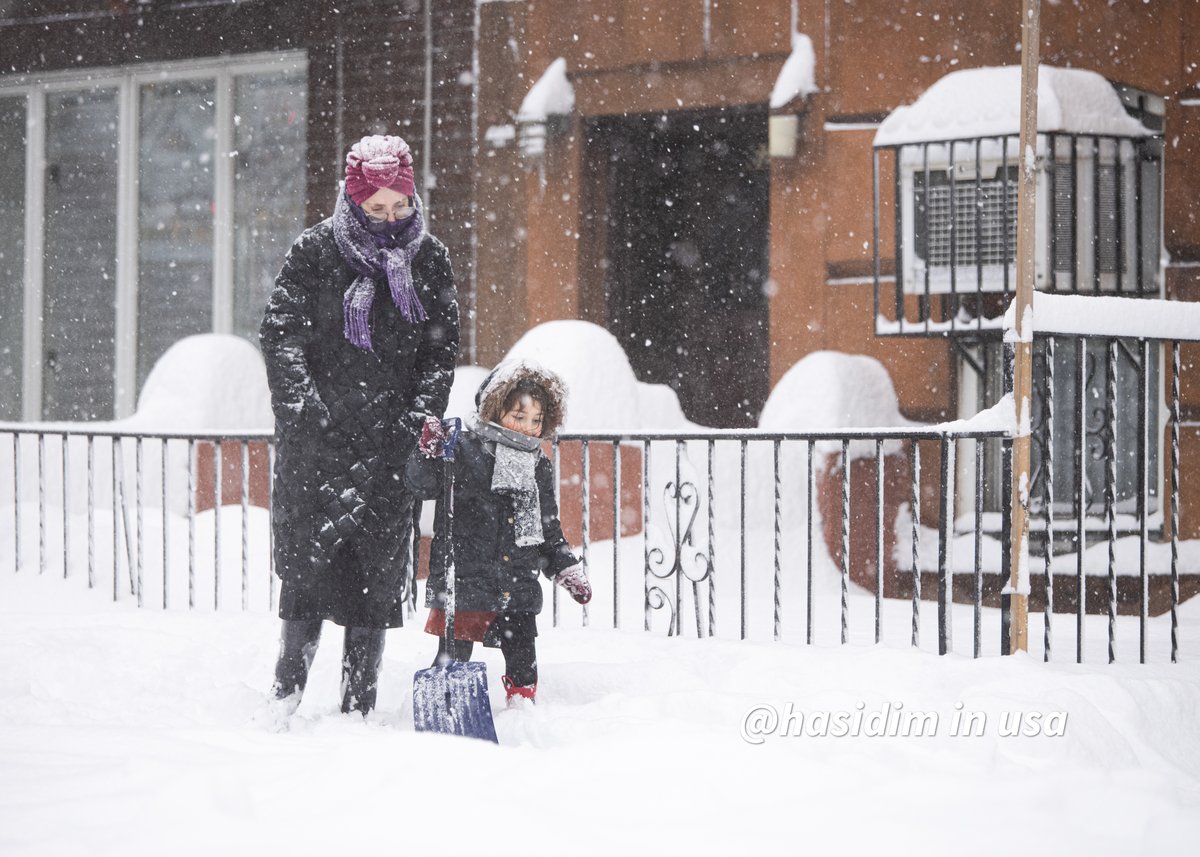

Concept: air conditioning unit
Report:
left=899, top=138, right=1160, bottom=295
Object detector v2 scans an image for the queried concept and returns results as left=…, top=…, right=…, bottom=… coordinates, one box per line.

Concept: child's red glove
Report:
left=554, top=564, right=592, bottom=604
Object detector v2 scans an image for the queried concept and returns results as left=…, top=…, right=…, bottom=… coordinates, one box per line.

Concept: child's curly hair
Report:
left=477, top=361, right=568, bottom=438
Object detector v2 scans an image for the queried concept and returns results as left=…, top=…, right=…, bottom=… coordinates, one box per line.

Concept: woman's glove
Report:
left=418, top=416, right=448, bottom=458
left=554, top=564, right=592, bottom=605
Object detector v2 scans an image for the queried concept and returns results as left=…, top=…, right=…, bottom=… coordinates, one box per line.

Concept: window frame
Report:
left=0, top=50, right=307, bottom=419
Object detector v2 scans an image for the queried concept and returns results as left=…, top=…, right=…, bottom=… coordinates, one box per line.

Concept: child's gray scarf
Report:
left=469, top=417, right=544, bottom=547
left=332, top=190, right=427, bottom=351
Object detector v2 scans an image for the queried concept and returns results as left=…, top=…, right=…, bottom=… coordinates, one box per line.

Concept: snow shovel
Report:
left=412, top=423, right=498, bottom=743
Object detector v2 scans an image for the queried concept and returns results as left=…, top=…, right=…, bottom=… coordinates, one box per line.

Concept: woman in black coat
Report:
left=260, top=135, right=457, bottom=718
left=406, top=361, right=592, bottom=705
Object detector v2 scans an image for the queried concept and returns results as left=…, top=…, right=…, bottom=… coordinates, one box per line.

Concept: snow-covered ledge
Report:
left=1003, top=292, right=1200, bottom=341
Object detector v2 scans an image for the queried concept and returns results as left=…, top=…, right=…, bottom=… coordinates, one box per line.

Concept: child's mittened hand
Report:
left=555, top=564, right=592, bottom=604
left=418, top=416, right=447, bottom=458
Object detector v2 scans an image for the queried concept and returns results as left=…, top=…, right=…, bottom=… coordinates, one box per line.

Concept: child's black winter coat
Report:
left=405, top=430, right=578, bottom=614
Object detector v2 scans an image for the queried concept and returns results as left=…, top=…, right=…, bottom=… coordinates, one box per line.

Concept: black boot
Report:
left=341, top=626, right=387, bottom=715
left=270, top=619, right=323, bottom=711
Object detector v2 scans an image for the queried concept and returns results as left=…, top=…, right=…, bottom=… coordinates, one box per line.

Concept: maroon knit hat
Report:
left=344, top=135, right=416, bottom=205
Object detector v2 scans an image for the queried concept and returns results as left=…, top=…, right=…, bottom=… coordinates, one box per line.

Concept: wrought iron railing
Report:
left=546, top=429, right=1012, bottom=661
left=1, top=351, right=1192, bottom=663
left=1012, top=297, right=1199, bottom=665
left=0, top=426, right=275, bottom=611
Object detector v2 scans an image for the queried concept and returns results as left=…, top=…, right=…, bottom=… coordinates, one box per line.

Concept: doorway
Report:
left=589, top=106, right=770, bottom=428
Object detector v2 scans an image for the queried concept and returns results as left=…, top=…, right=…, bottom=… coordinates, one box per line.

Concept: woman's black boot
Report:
left=270, top=618, right=324, bottom=711
left=341, top=626, right=387, bottom=715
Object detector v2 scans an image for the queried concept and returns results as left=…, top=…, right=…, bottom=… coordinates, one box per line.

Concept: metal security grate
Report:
left=1053, top=161, right=1120, bottom=275
left=914, top=168, right=1018, bottom=268
left=875, top=132, right=1164, bottom=336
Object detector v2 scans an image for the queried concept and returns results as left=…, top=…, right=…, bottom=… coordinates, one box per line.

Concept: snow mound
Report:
left=760, top=351, right=908, bottom=433
left=504, top=320, right=691, bottom=431
left=126, top=334, right=273, bottom=432
left=445, top=365, right=492, bottom=421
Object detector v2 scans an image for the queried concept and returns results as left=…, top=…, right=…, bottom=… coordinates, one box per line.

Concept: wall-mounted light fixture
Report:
left=517, top=57, right=574, bottom=160
left=768, top=114, right=800, bottom=158
left=768, top=32, right=817, bottom=158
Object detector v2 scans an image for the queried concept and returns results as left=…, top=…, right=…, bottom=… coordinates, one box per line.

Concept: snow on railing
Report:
left=1007, top=291, right=1200, bottom=341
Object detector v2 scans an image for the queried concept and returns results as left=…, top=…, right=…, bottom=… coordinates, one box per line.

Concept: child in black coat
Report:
left=405, top=360, right=591, bottom=705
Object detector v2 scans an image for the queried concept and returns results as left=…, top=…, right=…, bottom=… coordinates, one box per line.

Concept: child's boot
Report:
left=502, top=674, right=537, bottom=707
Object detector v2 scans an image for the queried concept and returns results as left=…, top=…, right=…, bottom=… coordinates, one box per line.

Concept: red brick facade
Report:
left=472, top=0, right=1200, bottom=409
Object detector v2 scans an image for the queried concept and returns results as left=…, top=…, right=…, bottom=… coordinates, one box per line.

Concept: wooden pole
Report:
left=1009, top=0, right=1040, bottom=653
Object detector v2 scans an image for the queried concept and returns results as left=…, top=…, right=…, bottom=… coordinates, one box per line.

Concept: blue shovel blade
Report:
left=413, top=661, right=499, bottom=743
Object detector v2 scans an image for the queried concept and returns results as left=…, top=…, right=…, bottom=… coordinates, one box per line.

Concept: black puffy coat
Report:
left=260, top=219, right=458, bottom=628
left=405, top=431, right=578, bottom=614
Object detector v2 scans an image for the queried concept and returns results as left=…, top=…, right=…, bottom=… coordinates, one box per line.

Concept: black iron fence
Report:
left=3, top=395, right=1193, bottom=662
left=545, top=429, right=1011, bottom=660
left=0, top=426, right=275, bottom=611
left=1018, top=301, right=1198, bottom=664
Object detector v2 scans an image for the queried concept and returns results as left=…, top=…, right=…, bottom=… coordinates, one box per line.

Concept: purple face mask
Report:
left=346, top=193, right=418, bottom=246
left=365, top=213, right=415, bottom=240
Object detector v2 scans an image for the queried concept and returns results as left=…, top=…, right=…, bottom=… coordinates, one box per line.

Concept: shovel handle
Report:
left=442, top=458, right=455, bottom=651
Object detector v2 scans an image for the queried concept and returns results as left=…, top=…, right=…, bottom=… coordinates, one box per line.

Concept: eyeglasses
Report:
left=364, top=203, right=415, bottom=223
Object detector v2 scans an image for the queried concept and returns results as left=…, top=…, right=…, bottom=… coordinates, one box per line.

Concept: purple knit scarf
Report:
left=333, top=190, right=428, bottom=351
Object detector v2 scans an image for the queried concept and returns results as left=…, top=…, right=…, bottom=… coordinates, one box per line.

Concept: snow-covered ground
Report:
left=2, top=559, right=1199, bottom=857
left=3, top=326, right=1198, bottom=854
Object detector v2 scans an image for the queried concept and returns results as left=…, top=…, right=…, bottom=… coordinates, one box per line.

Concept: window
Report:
left=0, top=97, right=26, bottom=420
left=232, top=71, right=308, bottom=344
left=961, top=339, right=1161, bottom=536
left=0, top=53, right=307, bottom=421
left=136, top=79, right=216, bottom=394
left=42, top=87, right=122, bottom=421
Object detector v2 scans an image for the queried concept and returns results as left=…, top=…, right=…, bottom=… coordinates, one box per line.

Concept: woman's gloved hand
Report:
left=418, top=416, right=447, bottom=458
